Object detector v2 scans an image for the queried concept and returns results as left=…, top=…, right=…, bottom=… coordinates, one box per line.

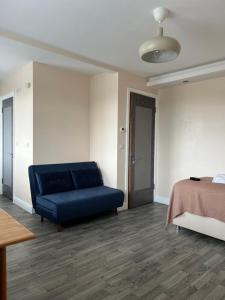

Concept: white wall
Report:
left=89, top=73, right=118, bottom=187
left=156, top=76, right=225, bottom=204
left=0, top=62, right=33, bottom=209
left=0, top=62, right=91, bottom=211
left=0, top=61, right=158, bottom=213
left=33, top=62, right=90, bottom=164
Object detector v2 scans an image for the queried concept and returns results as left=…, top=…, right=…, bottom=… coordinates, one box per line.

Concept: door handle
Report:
left=129, top=154, right=136, bottom=165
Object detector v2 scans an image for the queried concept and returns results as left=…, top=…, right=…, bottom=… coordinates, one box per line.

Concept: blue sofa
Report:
left=28, top=162, right=124, bottom=231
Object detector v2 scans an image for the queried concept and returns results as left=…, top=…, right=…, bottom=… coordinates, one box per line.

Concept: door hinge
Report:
left=2, top=178, right=3, bottom=184
left=2, top=108, right=3, bottom=113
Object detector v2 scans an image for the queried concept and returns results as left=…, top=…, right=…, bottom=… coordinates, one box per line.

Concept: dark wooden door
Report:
left=128, top=92, right=155, bottom=208
left=2, top=97, right=13, bottom=200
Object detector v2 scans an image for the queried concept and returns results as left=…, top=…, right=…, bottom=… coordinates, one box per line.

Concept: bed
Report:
left=167, top=177, right=225, bottom=241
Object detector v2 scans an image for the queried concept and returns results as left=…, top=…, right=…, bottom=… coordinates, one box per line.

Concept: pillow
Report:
left=212, top=174, right=225, bottom=184
left=71, top=168, right=103, bottom=189
left=36, top=171, right=74, bottom=195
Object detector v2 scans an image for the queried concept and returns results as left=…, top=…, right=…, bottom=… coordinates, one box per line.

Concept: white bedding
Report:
left=212, top=174, right=225, bottom=184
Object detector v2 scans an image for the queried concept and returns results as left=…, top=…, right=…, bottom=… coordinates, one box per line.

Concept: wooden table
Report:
left=0, top=208, right=35, bottom=300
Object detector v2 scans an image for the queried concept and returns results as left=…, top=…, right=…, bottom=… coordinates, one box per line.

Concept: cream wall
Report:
left=89, top=73, right=118, bottom=187
left=89, top=71, right=157, bottom=207
left=117, top=71, right=157, bottom=209
left=0, top=62, right=91, bottom=210
left=0, top=60, right=158, bottom=212
left=156, top=76, right=225, bottom=203
left=0, top=62, right=33, bottom=207
left=2, top=61, right=225, bottom=212
left=33, top=62, right=90, bottom=164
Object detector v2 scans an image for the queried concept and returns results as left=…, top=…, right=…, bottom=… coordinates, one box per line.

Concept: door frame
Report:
left=0, top=92, right=15, bottom=199
left=125, top=88, right=159, bottom=209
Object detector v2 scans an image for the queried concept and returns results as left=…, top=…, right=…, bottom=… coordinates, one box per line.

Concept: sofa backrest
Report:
left=28, top=161, right=100, bottom=209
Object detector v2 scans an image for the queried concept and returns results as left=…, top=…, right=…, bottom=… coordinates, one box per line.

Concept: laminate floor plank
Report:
left=1, top=196, right=225, bottom=300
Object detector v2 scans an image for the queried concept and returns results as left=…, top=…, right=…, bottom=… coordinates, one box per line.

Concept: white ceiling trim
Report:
left=147, top=60, right=225, bottom=87
left=0, top=28, right=118, bottom=73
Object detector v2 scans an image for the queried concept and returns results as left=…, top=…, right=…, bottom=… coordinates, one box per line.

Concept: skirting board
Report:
left=154, top=196, right=169, bottom=205
left=13, top=196, right=34, bottom=214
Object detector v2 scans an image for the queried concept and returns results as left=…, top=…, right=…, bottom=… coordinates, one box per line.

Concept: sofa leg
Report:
left=113, top=208, right=118, bottom=215
left=57, top=224, right=63, bottom=232
left=41, top=216, right=44, bottom=222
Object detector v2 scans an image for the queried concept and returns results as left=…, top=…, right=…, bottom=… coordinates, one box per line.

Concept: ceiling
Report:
left=0, top=0, right=225, bottom=79
left=0, top=35, right=110, bottom=80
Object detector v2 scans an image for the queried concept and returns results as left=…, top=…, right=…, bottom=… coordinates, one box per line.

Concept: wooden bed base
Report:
left=173, top=212, right=225, bottom=241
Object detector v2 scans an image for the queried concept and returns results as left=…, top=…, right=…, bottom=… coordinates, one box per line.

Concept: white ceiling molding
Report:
left=147, top=60, right=225, bottom=88
left=0, top=30, right=115, bottom=80
left=0, top=28, right=118, bottom=72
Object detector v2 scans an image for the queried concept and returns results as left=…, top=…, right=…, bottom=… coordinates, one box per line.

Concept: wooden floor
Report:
left=1, top=197, right=225, bottom=300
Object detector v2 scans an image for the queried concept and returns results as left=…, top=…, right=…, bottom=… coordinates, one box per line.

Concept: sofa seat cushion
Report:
left=36, top=186, right=124, bottom=221
left=36, top=171, right=74, bottom=195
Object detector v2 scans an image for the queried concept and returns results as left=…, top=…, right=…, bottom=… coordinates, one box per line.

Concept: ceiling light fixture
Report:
left=139, top=7, right=181, bottom=63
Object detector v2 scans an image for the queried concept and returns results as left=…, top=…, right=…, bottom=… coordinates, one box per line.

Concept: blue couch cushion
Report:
left=71, top=168, right=103, bottom=189
left=36, top=186, right=124, bottom=222
left=29, top=162, right=99, bottom=208
left=36, top=171, right=74, bottom=195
